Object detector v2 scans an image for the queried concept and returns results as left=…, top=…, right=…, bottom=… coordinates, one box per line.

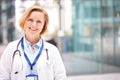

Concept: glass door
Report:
left=101, top=0, right=120, bottom=73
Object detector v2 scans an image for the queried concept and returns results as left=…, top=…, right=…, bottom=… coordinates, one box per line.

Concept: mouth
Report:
left=29, top=27, right=38, bottom=31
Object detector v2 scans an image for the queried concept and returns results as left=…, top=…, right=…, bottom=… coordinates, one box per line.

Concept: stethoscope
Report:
left=12, top=37, right=50, bottom=74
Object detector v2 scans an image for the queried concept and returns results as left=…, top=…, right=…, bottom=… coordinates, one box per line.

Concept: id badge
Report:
left=26, top=74, right=38, bottom=80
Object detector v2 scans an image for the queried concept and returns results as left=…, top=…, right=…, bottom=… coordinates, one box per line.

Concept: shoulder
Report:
left=3, top=39, right=20, bottom=53
left=43, top=40, right=58, bottom=50
left=1, top=39, right=21, bottom=61
left=43, top=40, right=61, bottom=57
left=7, top=39, right=20, bottom=48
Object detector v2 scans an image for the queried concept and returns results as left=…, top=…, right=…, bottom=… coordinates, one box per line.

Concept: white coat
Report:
left=0, top=38, right=67, bottom=80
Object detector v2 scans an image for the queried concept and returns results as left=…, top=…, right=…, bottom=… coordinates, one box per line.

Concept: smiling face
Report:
left=19, top=5, right=49, bottom=44
left=24, top=11, right=45, bottom=40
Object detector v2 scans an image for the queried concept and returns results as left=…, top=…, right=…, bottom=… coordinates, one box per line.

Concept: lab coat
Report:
left=0, top=39, right=67, bottom=80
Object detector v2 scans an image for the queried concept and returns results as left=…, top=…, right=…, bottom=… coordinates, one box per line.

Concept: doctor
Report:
left=0, top=4, right=67, bottom=80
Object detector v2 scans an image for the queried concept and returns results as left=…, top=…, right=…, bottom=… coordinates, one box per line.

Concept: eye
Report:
left=36, top=20, right=41, bottom=23
left=27, top=19, right=33, bottom=22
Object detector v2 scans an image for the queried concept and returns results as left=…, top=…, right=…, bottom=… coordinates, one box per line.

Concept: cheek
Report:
left=40, top=23, right=45, bottom=29
left=24, top=23, right=29, bottom=28
left=39, top=26, right=44, bottom=32
left=23, top=25, right=26, bottom=30
left=23, top=24, right=28, bottom=31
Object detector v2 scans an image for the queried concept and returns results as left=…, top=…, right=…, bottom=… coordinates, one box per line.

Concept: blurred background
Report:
left=1, top=0, right=120, bottom=79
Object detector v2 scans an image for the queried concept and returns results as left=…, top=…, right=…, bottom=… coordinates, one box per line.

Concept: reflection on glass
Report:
left=63, top=0, right=120, bottom=75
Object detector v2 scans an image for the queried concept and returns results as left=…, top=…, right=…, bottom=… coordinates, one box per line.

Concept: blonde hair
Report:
left=19, top=4, right=49, bottom=35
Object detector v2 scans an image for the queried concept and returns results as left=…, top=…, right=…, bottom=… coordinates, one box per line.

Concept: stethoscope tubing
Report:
left=13, top=38, right=49, bottom=61
left=12, top=38, right=50, bottom=74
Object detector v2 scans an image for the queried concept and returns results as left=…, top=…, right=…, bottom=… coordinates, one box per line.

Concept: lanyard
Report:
left=21, top=37, right=44, bottom=70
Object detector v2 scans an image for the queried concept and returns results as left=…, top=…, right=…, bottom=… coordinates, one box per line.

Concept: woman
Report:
left=0, top=5, right=67, bottom=80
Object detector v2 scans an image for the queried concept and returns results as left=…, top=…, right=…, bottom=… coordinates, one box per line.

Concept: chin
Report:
left=31, top=34, right=40, bottom=38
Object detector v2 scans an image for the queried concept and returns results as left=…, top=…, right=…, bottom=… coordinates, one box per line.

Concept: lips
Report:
left=29, top=27, right=38, bottom=31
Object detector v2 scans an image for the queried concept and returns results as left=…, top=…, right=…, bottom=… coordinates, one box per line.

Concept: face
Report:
left=24, top=11, right=45, bottom=38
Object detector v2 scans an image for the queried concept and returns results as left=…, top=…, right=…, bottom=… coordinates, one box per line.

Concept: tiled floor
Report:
left=62, top=54, right=120, bottom=75
left=62, top=54, right=120, bottom=80
left=67, top=73, right=120, bottom=80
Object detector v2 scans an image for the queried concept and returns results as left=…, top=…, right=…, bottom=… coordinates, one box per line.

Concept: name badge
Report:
left=26, top=74, right=38, bottom=80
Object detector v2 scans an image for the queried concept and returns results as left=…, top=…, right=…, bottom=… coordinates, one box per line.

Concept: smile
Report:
left=29, top=27, right=38, bottom=31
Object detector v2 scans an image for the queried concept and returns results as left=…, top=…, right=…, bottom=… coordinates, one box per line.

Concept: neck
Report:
left=25, top=35, right=40, bottom=46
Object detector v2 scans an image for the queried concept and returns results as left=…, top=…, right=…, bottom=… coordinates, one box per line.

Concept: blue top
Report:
left=22, top=36, right=43, bottom=75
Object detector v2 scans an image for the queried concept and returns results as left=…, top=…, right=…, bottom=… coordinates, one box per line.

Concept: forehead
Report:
left=28, top=11, right=44, bottom=18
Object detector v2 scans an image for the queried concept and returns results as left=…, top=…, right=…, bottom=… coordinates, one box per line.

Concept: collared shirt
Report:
left=23, top=36, right=42, bottom=75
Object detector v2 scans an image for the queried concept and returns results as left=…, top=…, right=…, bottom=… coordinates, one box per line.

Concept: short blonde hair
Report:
left=19, top=4, right=49, bottom=35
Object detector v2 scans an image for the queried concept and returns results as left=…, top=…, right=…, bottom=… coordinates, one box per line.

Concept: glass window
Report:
left=101, top=6, right=111, bottom=18
left=68, top=0, right=120, bottom=75
left=114, top=0, right=120, bottom=68
left=75, top=4, right=80, bottom=19
left=84, top=6, right=99, bottom=18
left=113, top=0, right=120, bottom=18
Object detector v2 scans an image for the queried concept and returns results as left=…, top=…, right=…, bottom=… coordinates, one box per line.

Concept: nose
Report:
left=32, top=21, right=37, bottom=26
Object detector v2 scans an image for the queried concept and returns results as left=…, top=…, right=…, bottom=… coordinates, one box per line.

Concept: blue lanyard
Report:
left=21, top=37, right=44, bottom=70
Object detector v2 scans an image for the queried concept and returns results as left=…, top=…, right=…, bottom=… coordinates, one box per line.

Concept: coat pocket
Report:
left=11, top=71, right=19, bottom=80
left=37, top=60, right=54, bottom=80
left=11, top=71, right=25, bottom=80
